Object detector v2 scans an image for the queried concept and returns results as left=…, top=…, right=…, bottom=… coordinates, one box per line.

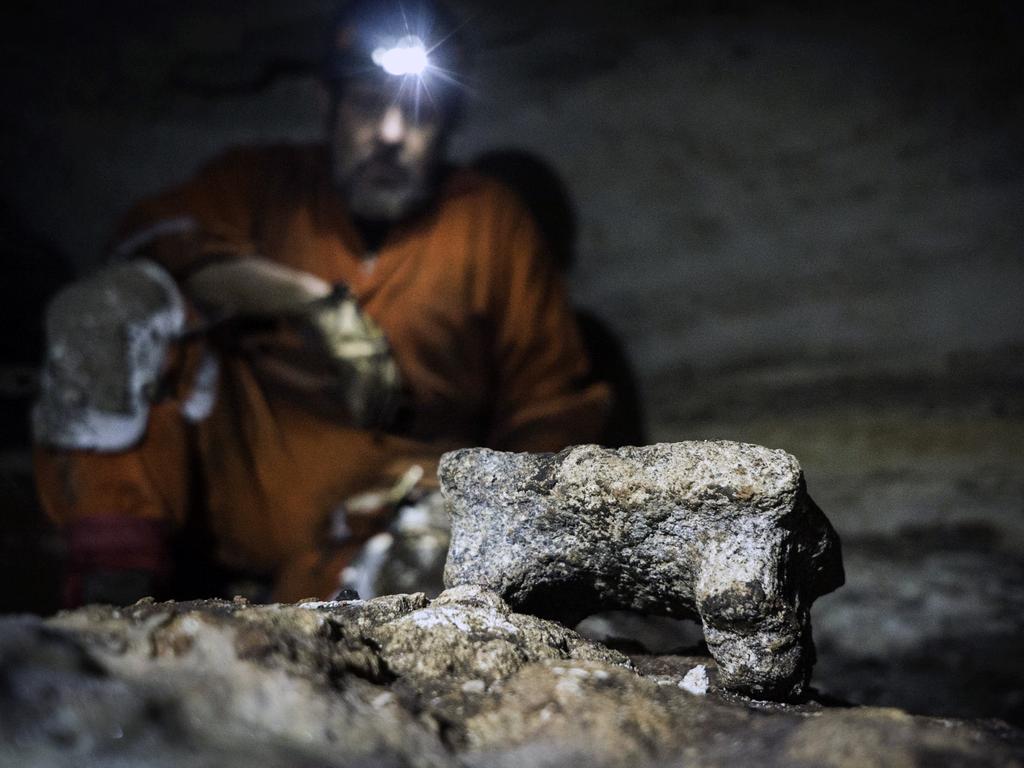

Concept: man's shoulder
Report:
left=439, top=166, right=530, bottom=219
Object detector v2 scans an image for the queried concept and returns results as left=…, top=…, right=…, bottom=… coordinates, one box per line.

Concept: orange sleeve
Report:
left=485, top=191, right=611, bottom=452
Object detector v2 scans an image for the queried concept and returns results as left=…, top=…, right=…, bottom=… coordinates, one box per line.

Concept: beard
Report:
left=334, top=148, right=436, bottom=223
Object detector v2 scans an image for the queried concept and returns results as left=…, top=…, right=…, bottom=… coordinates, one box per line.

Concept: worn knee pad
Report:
left=32, top=260, right=185, bottom=451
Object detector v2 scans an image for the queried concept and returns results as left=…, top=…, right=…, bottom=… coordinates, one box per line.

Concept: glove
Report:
left=185, top=258, right=402, bottom=429
left=272, top=466, right=427, bottom=603
left=326, top=465, right=425, bottom=544
left=333, top=468, right=451, bottom=599
left=306, top=289, right=402, bottom=428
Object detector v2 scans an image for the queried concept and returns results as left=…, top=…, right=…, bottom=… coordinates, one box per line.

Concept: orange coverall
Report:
left=34, top=144, right=609, bottom=602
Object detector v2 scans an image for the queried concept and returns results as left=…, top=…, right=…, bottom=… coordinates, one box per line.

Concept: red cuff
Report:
left=63, top=517, right=170, bottom=607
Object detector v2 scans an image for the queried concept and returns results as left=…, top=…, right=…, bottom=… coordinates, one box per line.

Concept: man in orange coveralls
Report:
left=32, top=0, right=609, bottom=606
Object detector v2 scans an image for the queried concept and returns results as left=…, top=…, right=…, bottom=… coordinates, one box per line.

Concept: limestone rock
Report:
left=3, top=587, right=624, bottom=767
left=2, top=590, right=1020, bottom=768
left=373, top=585, right=629, bottom=687
left=460, top=658, right=1022, bottom=768
left=440, top=441, right=845, bottom=699
left=32, top=596, right=454, bottom=768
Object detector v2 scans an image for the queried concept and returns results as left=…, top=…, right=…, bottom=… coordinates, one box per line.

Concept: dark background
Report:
left=1, top=0, right=1022, bottom=724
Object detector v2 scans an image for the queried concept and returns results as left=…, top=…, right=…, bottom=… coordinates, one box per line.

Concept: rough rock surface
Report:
left=3, top=590, right=1020, bottom=768
left=441, top=441, right=845, bottom=699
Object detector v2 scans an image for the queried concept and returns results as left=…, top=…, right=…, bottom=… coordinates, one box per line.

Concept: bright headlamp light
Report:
left=326, top=2, right=466, bottom=115
left=371, top=35, right=430, bottom=77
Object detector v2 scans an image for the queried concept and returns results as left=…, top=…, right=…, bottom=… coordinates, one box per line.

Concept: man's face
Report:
left=330, top=78, right=445, bottom=223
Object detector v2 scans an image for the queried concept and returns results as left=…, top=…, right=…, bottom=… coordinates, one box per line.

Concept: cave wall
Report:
left=3, top=0, right=1021, bottom=400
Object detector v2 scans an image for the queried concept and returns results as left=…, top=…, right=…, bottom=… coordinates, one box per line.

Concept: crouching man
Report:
left=33, top=0, right=609, bottom=606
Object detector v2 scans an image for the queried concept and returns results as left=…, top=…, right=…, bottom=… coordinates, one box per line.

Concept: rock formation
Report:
left=441, top=441, right=845, bottom=699
left=3, top=590, right=1020, bottom=767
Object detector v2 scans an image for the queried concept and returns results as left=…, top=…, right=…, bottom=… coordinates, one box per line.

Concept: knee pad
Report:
left=32, top=260, right=185, bottom=451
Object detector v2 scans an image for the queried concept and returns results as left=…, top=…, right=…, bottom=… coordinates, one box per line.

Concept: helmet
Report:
left=324, top=0, right=468, bottom=118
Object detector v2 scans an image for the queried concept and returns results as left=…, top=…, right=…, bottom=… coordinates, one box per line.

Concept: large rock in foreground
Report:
left=3, top=591, right=1020, bottom=768
left=440, top=441, right=845, bottom=699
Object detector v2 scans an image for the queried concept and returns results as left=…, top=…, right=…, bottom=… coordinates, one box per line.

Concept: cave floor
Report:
left=646, top=377, right=1024, bottom=726
left=3, top=378, right=1022, bottom=726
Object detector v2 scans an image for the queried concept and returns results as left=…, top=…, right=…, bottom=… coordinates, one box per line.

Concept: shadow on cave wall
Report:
left=473, top=149, right=647, bottom=448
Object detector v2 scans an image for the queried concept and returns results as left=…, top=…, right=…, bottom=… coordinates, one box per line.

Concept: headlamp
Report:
left=371, top=35, right=430, bottom=77
left=326, top=0, right=468, bottom=119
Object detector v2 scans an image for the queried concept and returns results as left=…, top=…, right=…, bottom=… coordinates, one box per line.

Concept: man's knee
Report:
left=32, top=260, right=185, bottom=451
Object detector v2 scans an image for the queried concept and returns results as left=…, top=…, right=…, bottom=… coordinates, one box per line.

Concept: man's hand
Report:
left=185, top=258, right=332, bottom=318
left=185, top=258, right=401, bottom=428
